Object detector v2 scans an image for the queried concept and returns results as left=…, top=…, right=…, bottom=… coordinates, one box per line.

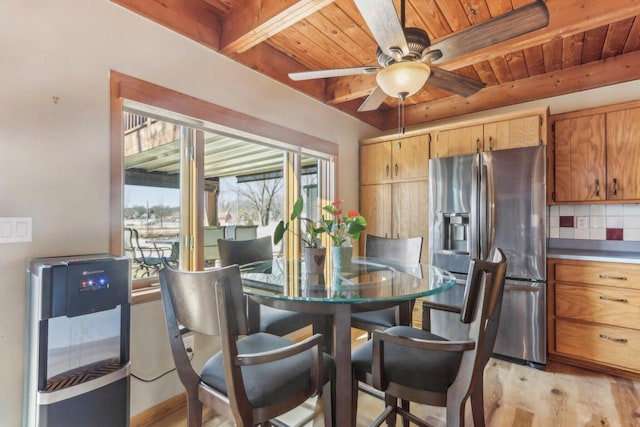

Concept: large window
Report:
left=110, top=72, right=338, bottom=294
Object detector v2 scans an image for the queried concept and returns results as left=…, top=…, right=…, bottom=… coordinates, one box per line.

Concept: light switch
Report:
left=0, top=217, right=32, bottom=243
left=0, top=221, right=12, bottom=238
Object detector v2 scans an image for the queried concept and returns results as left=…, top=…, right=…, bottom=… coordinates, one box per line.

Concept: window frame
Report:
left=110, top=71, right=338, bottom=301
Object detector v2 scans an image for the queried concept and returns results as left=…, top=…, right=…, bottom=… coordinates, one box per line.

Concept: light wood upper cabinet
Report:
left=430, top=114, right=543, bottom=159
left=553, top=114, right=606, bottom=202
left=551, top=102, right=640, bottom=203
left=393, top=135, right=430, bottom=181
left=483, top=116, right=541, bottom=151
left=360, top=141, right=392, bottom=185
left=431, top=125, right=482, bottom=158
left=606, top=107, right=640, bottom=201
left=360, top=134, right=430, bottom=185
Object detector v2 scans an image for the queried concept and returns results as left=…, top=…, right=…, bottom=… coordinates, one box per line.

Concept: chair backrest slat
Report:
left=365, top=234, right=423, bottom=263
left=218, top=236, right=273, bottom=267
left=159, top=264, right=248, bottom=336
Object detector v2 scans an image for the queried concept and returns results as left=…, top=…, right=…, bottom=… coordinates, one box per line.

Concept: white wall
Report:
left=0, top=0, right=375, bottom=424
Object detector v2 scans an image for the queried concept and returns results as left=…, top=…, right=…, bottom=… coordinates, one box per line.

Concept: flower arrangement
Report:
left=273, top=196, right=326, bottom=248
left=322, top=200, right=367, bottom=247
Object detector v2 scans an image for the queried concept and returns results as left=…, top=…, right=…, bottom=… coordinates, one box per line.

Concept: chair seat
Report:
left=201, top=332, right=334, bottom=408
left=351, top=308, right=396, bottom=328
left=259, top=306, right=317, bottom=336
left=352, top=326, right=463, bottom=393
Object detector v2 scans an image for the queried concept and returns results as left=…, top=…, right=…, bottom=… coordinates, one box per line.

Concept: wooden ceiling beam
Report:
left=220, top=0, right=335, bottom=55
left=234, top=42, right=327, bottom=101
left=232, top=42, right=387, bottom=128
left=325, top=74, right=378, bottom=104
left=435, top=0, right=640, bottom=72
left=394, top=49, right=640, bottom=129
left=111, top=0, right=220, bottom=50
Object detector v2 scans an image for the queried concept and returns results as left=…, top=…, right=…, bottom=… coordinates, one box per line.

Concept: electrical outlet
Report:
left=576, top=216, right=589, bottom=229
left=183, top=334, right=195, bottom=356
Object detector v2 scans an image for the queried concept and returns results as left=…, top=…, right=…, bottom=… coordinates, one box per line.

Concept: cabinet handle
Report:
left=599, top=295, right=628, bottom=303
left=612, top=178, right=618, bottom=196
left=595, top=179, right=600, bottom=197
left=476, top=137, right=481, bottom=152
left=386, top=164, right=390, bottom=176
left=397, top=141, right=402, bottom=150
left=394, top=163, right=398, bottom=176
left=599, top=334, right=628, bottom=343
left=598, top=274, right=627, bottom=281
left=489, top=136, right=493, bottom=151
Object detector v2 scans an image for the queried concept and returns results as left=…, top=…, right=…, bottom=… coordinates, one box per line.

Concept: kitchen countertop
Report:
left=547, top=248, right=640, bottom=264
left=547, top=238, right=640, bottom=264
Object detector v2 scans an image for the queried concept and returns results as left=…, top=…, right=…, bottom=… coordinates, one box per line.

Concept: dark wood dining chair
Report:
left=351, top=248, right=507, bottom=427
left=159, top=261, right=335, bottom=427
left=218, top=236, right=322, bottom=338
left=350, top=234, right=424, bottom=334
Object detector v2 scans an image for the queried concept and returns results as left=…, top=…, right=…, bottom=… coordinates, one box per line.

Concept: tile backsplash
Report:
left=549, top=204, right=640, bottom=241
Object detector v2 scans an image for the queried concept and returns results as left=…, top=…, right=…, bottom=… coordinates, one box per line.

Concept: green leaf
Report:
left=290, top=196, right=304, bottom=220
left=273, top=220, right=287, bottom=245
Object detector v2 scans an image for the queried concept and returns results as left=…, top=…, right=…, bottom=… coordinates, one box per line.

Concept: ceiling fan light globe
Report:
left=376, top=62, right=431, bottom=98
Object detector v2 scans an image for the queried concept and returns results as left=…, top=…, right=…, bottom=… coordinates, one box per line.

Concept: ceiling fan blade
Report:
left=423, top=0, right=549, bottom=64
left=289, top=66, right=379, bottom=81
left=358, top=86, right=387, bottom=112
left=354, top=0, right=408, bottom=59
left=427, top=68, right=485, bottom=97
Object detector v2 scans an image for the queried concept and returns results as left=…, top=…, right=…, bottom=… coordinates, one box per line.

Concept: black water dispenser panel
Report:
left=24, top=254, right=131, bottom=427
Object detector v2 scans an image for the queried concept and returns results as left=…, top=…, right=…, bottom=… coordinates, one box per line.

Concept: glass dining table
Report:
left=240, top=256, right=456, bottom=427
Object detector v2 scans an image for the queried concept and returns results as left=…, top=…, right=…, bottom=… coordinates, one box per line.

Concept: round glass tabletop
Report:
left=241, top=257, right=456, bottom=303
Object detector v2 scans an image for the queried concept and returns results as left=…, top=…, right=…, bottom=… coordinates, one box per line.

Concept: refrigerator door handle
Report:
left=504, top=284, right=542, bottom=292
left=470, top=157, right=480, bottom=260
left=479, top=164, right=491, bottom=260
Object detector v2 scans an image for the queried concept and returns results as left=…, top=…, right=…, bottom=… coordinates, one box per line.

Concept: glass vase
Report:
left=332, top=245, right=352, bottom=272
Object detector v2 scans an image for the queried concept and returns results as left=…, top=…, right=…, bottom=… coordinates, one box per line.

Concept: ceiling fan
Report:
left=289, top=0, right=549, bottom=112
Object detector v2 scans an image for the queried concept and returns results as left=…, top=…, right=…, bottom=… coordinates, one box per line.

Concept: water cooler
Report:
left=24, top=254, right=131, bottom=427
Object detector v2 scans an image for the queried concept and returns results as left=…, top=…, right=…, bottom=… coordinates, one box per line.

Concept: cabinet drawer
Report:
left=556, top=319, right=640, bottom=372
left=555, top=263, right=640, bottom=289
left=555, top=284, right=640, bottom=329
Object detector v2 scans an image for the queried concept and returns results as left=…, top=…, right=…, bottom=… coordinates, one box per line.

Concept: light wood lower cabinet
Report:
left=548, top=258, right=640, bottom=378
left=359, top=180, right=428, bottom=263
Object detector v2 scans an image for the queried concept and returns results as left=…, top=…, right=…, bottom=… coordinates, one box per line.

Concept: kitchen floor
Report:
left=143, top=331, right=640, bottom=427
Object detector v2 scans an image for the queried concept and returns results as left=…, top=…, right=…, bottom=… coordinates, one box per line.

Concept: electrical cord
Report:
left=130, top=347, right=194, bottom=383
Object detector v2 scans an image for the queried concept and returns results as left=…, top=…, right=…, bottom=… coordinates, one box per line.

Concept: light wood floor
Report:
left=148, top=331, right=640, bottom=427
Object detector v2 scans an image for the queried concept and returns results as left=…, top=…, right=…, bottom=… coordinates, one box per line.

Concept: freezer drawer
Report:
left=493, top=280, right=546, bottom=365
left=426, top=277, right=547, bottom=365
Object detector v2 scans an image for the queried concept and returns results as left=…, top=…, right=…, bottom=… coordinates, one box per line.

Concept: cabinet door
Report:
left=360, top=142, right=391, bottom=185
left=392, top=134, right=429, bottom=180
left=607, top=108, right=640, bottom=200
left=484, top=116, right=540, bottom=151
left=360, top=184, right=392, bottom=252
left=431, top=126, right=482, bottom=158
left=391, top=180, right=429, bottom=263
left=553, top=115, right=606, bottom=202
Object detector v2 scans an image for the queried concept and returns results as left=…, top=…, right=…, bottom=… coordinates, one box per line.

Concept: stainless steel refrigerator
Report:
left=428, top=145, right=546, bottom=366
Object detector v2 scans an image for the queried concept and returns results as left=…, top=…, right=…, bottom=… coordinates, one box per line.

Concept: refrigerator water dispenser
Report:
left=443, top=213, right=470, bottom=254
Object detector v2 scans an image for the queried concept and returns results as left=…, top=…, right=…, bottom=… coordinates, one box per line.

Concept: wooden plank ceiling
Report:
left=113, top=0, right=640, bottom=130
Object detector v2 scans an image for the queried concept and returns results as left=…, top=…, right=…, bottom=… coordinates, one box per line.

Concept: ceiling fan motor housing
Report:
left=377, top=27, right=431, bottom=67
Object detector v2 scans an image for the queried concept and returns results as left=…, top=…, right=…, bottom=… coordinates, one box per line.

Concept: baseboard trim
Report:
left=130, top=393, right=187, bottom=427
